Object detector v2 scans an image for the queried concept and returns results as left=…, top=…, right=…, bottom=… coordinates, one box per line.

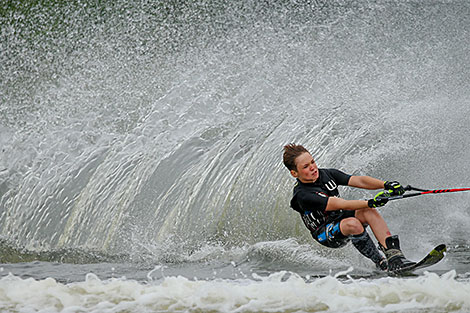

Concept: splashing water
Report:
left=1, top=2, right=470, bottom=311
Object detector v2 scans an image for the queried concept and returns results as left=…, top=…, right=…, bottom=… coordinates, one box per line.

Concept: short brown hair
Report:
left=283, top=144, right=309, bottom=171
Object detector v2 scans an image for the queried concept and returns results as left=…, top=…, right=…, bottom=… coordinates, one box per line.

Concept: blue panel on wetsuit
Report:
left=317, top=232, right=327, bottom=242
left=318, top=222, right=341, bottom=243
left=332, top=223, right=340, bottom=235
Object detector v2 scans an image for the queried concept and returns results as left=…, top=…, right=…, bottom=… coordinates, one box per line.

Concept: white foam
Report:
left=1, top=270, right=469, bottom=313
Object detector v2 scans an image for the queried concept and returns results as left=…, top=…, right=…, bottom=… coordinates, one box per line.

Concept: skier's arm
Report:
left=348, top=176, right=385, bottom=190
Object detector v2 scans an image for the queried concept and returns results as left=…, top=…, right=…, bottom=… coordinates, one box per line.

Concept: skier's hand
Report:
left=368, top=191, right=390, bottom=208
left=384, top=180, right=405, bottom=196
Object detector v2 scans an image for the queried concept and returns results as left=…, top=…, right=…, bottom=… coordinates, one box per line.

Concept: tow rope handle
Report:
left=385, top=185, right=470, bottom=201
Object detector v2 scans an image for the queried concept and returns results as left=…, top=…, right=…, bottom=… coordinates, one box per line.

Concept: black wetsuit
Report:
left=290, top=168, right=386, bottom=266
left=290, top=168, right=354, bottom=248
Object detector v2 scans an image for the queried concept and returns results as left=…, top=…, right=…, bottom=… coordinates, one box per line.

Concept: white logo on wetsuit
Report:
left=325, top=180, right=337, bottom=191
left=326, top=223, right=334, bottom=240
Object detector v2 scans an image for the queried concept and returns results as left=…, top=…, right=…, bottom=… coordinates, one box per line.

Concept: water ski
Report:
left=390, top=244, right=446, bottom=275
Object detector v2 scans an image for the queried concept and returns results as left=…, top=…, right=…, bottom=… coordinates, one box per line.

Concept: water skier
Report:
left=283, top=144, right=415, bottom=271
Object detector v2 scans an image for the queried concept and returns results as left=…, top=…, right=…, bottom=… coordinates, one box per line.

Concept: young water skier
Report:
left=282, top=144, right=415, bottom=271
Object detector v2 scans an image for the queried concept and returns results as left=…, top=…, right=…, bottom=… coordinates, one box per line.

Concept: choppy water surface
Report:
left=1, top=0, right=470, bottom=312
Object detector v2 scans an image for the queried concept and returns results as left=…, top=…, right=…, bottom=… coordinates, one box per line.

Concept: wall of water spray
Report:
left=1, top=1, right=469, bottom=260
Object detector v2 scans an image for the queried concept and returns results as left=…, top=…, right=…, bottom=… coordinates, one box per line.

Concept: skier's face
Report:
left=291, top=152, right=319, bottom=183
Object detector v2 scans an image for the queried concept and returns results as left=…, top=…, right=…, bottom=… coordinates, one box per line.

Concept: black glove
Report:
left=368, top=191, right=390, bottom=208
left=384, top=180, right=405, bottom=196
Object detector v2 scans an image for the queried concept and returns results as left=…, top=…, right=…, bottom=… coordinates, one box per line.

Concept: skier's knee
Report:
left=340, top=218, right=364, bottom=235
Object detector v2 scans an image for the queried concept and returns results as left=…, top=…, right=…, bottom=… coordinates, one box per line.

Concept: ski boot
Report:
left=375, top=257, right=388, bottom=271
left=380, top=235, right=416, bottom=272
